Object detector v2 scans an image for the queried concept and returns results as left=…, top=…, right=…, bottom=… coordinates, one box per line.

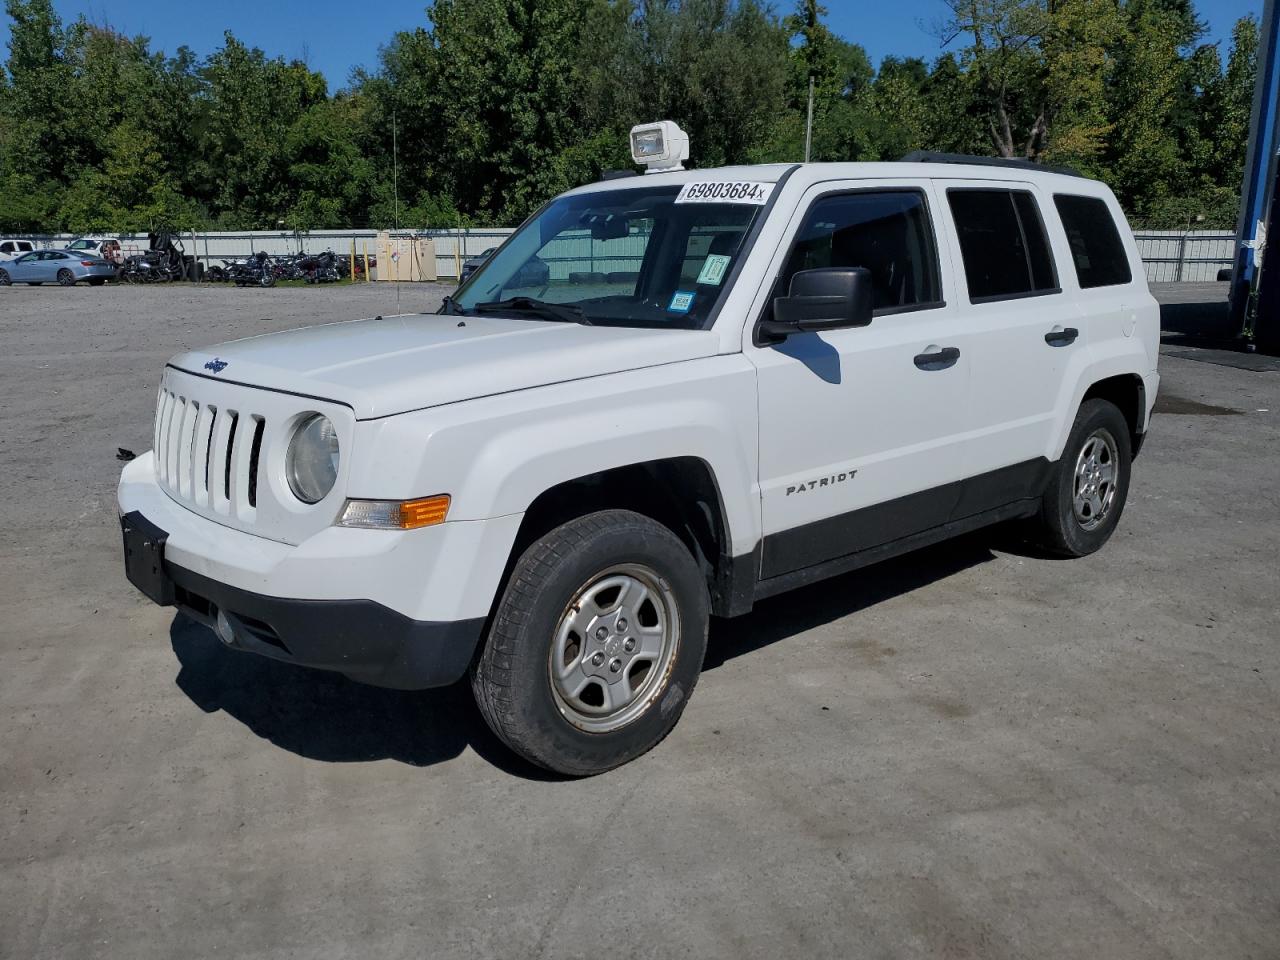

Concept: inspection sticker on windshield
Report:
left=675, top=181, right=773, bottom=205
left=668, top=290, right=695, bottom=313
left=697, top=254, right=731, bottom=286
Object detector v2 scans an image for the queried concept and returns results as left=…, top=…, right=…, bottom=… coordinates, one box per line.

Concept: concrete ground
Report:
left=1, top=281, right=1277, bottom=959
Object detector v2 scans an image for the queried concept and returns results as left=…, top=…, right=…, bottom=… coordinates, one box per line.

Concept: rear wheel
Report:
left=1031, top=399, right=1132, bottom=557
left=0, top=268, right=9, bottom=286
left=57, top=268, right=75, bottom=286
left=472, top=510, right=709, bottom=776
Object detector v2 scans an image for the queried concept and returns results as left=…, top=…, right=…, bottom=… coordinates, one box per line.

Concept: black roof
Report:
left=901, top=150, right=1086, bottom=179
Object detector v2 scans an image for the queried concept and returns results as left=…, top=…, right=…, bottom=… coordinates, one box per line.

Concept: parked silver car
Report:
left=0, top=249, right=116, bottom=286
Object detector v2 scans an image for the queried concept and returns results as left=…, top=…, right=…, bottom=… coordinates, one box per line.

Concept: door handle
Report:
left=1044, top=326, right=1079, bottom=346
left=913, top=346, right=960, bottom=371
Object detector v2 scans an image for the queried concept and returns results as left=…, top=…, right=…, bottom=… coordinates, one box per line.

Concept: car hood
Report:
left=170, top=312, right=722, bottom=419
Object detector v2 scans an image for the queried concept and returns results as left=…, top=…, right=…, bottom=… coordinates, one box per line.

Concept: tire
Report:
left=472, top=509, right=709, bottom=776
left=57, top=268, right=75, bottom=286
left=0, top=268, right=9, bottom=286
left=1032, top=399, right=1132, bottom=557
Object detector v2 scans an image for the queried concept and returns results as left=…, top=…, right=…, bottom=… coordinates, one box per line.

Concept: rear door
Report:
left=933, top=180, right=1079, bottom=514
left=748, top=179, right=972, bottom=580
left=36, top=251, right=66, bottom=281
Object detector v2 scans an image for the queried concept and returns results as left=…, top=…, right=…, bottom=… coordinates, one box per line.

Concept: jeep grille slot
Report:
left=247, top=416, right=265, bottom=508
left=223, top=413, right=238, bottom=503
left=154, top=387, right=267, bottom=525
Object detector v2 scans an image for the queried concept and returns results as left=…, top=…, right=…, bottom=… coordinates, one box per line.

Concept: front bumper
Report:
left=123, top=510, right=482, bottom=689
left=119, top=452, right=521, bottom=689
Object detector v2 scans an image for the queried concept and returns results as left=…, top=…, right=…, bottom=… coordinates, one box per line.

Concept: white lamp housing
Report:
left=630, top=121, right=690, bottom=174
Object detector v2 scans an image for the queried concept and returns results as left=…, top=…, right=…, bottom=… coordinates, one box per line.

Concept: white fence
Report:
left=20, top=227, right=1234, bottom=283
left=1132, top=230, right=1234, bottom=283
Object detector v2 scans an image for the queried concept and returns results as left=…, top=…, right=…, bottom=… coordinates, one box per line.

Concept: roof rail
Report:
left=900, top=150, right=1085, bottom=179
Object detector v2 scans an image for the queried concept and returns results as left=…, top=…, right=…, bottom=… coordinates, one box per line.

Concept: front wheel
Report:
left=472, top=510, right=709, bottom=776
left=57, top=268, right=75, bottom=286
left=1032, top=399, right=1132, bottom=557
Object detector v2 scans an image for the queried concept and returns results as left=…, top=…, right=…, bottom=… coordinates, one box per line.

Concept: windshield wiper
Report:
left=438, top=295, right=464, bottom=316
left=471, top=297, right=592, bottom=325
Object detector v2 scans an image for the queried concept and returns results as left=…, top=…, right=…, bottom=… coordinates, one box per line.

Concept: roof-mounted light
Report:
left=630, top=121, right=689, bottom=174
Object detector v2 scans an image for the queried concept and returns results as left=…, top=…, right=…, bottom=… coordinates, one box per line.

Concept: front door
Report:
left=748, top=181, right=971, bottom=580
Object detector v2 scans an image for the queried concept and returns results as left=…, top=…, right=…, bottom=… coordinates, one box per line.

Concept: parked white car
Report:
left=120, top=123, right=1159, bottom=775
left=66, top=236, right=125, bottom=265
left=0, top=238, right=36, bottom=261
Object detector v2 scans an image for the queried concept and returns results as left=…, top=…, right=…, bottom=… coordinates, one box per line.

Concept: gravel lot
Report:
left=2, top=281, right=1277, bottom=959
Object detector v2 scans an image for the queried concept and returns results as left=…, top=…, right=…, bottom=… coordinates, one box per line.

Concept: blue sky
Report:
left=0, top=0, right=1264, bottom=93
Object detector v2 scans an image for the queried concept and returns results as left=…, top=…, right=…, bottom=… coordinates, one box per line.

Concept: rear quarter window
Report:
left=1053, top=194, right=1132, bottom=288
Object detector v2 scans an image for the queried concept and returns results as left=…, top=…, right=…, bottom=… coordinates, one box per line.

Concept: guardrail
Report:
left=13, top=227, right=1234, bottom=283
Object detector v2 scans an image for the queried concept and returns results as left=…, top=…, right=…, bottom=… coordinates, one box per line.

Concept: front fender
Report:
left=347, top=355, right=762, bottom=557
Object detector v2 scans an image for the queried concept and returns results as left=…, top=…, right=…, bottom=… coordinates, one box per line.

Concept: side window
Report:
left=778, top=190, right=942, bottom=314
left=1053, top=194, right=1132, bottom=288
left=947, top=189, right=1058, bottom=302
left=0, top=242, right=12, bottom=254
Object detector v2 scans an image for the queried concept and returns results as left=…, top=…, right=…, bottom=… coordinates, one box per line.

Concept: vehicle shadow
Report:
left=170, top=532, right=1002, bottom=775
left=703, top=533, right=997, bottom=670
left=1159, top=294, right=1237, bottom=347
left=169, top=615, right=557, bottom=778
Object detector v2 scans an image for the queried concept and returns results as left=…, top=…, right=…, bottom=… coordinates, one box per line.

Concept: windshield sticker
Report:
left=696, top=253, right=731, bottom=286
left=668, top=290, right=695, bottom=313
left=675, top=181, right=774, bottom=205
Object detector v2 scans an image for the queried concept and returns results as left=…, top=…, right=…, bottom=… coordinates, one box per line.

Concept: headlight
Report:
left=286, top=414, right=339, bottom=503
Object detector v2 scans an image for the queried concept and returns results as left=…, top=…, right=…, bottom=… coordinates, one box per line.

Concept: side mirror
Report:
left=760, top=267, right=873, bottom=342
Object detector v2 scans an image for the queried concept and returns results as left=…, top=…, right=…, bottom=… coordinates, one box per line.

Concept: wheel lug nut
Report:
left=591, top=652, right=605, bottom=666
left=595, top=626, right=608, bottom=640
left=624, top=638, right=636, bottom=652
left=609, top=658, right=622, bottom=673
left=616, top=618, right=628, bottom=632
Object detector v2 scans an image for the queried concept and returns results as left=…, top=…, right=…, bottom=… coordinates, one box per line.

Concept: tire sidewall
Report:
left=1052, top=400, right=1132, bottom=556
left=486, top=513, right=709, bottom=775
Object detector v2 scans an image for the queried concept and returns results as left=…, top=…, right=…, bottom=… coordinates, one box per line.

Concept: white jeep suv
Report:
left=120, top=148, right=1159, bottom=775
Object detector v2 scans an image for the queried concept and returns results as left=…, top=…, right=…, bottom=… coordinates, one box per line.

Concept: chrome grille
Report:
left=154, top=387, right=265, bottom=522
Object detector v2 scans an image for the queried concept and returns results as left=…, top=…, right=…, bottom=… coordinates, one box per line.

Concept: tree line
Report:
left=0, top=0, right=1259, bottom=234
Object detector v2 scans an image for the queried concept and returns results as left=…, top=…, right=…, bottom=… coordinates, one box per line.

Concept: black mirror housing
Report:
left=762, top=267, right=874, bottom=341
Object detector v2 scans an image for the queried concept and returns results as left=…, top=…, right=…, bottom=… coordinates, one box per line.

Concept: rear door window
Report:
left=1053, top=194, right=1132, bottom=288
left=947, top=189, right=1059, bottom=302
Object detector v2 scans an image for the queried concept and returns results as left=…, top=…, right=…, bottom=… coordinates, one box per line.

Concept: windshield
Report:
left=452, top=183, right=767, bottom=329
left=68, top=240, right=94, bottom=250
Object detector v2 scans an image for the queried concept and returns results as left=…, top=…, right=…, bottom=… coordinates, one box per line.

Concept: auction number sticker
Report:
left=675, top=181, right=774, bottom=205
